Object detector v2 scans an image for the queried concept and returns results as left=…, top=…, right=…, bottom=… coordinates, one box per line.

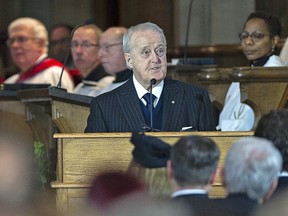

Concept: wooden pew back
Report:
left=231, top=67, right=288, bottom=126
left=198, top=66, right=288, bottom=128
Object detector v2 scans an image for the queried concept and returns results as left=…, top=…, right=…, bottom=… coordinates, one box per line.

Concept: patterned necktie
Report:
left=143, top=93, right=156, bottom=109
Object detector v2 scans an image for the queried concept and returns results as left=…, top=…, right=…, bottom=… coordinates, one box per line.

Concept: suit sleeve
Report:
left=84, top=97, right=108, bottom=132
left=199, top=89, right=216, bottom=131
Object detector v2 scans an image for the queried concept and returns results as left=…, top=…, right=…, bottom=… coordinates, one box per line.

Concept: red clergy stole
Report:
left=17, top=58, right=63, bottom=83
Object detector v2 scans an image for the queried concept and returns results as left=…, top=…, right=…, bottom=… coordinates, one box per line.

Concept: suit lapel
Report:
left=117, top=78, right=146, bottom=131
left=162, top=79, right=184, bottom=131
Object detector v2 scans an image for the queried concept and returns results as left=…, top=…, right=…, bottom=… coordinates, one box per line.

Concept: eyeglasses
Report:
left=50, top=37, right=70, bottom=47
left=70, top=41, right=98, bottom=49
left=6, top=36, right=35, bottom=46
left=99, top=43, right=122, bottom=53
left=238, top=31, right=271, bottom=42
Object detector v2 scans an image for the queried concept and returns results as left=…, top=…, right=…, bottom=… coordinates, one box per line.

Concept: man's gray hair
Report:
left=8, top=17, right=48, bottom=53
left=123, top=22, right=166, bottom=54
left=224, top=137, right=282, bottom=201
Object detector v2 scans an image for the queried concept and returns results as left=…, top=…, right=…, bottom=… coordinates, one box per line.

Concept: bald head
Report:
left=98, top=27, right=128, bottom=75
left=101, top=27, right=127, bottom=41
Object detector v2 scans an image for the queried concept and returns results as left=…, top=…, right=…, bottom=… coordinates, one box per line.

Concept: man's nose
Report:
left=150, top=50, right=160, bottom=61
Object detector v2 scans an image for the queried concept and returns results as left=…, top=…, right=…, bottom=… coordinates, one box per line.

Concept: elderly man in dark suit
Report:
left=85, top=22, right=214, bottom=132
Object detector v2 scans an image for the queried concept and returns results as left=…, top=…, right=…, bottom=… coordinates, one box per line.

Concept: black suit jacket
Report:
left=173, top=194, right=212, bottom=216
left=207, top=194, right=260, bottom=216
left=85, top=78, right=215, bottom=132
left=272, top=176, right=288, bottom=198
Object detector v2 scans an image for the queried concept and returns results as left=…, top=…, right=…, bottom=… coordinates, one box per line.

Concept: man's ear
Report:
left=124, top=53, right=133, bottom=69
left=262, top=179, right=278, bottom=203
left=167, top=160, right=174, bottom=180
left=208, top=168, right=218, bottom=185
left=220, top=167, right=226, bottom=186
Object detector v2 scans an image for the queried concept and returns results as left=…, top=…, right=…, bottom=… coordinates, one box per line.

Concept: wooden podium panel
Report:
left=51, top=131, right=253, bottom=212
left=49, top=87, right=92, bottom=133
left=52, top=100, right=90, bottom=133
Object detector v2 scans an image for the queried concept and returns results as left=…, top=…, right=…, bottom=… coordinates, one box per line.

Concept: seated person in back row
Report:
left=85, top=22, right=214, bottom=132
left=4, top=17, right=74, bottom=91
left=49, top=23, right=74, bottom=69
left=254, top=109, right=288, bottom=197
left=72, top=24, right=113, bottom=96
left=96, top=27, right=133, bottom=96
left=217, top=11, right=285, bottom=131
left=49, top=23, right=81, bottom=85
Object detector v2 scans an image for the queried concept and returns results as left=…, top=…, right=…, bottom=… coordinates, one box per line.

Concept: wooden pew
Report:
left=167, top=44, right=248, bottom=67
left=197, top=67, right=232, bottom=126
left=17, top=88, right=58, bottom=183
left=51, top=131, right=253, bottom=212
left=231, top=67, right=288, bottom=126
left=198, top=66, right=288, bottom=128
left=0, top=89, right=34, bottom=147
left=16, top=87, right=93, bottom=183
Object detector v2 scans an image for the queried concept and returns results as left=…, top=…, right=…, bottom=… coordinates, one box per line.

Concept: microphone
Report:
left=56, top=18, right=94, bottom=89
left=183, top=0, right=194, bottom=64
left=140, top=124, right=153, bottom=132
left=149, top=78, right=157, bottom=130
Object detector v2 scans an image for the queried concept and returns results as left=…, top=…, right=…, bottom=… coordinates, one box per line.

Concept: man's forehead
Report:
left=100, top=32, right=119, bottom=43
left=74, top=28, right=97, bottom=40
left=132, top=31, right=164, bottom=47
left=9, top=25, right=33, bottom=35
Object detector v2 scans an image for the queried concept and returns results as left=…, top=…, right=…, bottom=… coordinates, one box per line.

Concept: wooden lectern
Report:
left=51, top=131, right=253, bottom=212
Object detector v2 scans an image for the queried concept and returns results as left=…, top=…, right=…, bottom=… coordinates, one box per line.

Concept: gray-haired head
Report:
left=224, top=137, right=282, bottom=202
left=8, top=17, right=49, bottom=53
left=123, top=22, right=167, bottom=54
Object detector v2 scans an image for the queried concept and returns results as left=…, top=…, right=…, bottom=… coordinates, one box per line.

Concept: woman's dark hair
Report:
left=245, top=11, right=282, bottom=36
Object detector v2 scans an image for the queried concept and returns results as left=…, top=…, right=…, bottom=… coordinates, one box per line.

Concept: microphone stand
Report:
left=56, top=18, right=94, bottom=89
left=183, top=0, right=194, bottom=64
left=149, top=78, right=156, bottom=130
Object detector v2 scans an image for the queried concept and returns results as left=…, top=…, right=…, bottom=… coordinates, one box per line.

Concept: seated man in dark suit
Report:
left=254, top=109, right=288, bottom=197
left=211, top=137, right=282, bottom=216
left=85, top=22, right=215, bottom=132
left=167, top=135, right=220, bottom=216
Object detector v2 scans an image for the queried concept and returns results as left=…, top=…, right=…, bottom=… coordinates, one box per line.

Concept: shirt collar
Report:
left=250, top=54, right=272, bottom=67
left=171, top=189, right=208, bottom=198
left=279, top=171, right=288, bottom=177
left=133, top=75, right=164, bottom=100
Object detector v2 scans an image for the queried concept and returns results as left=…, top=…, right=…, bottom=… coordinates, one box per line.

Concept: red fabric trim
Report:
left=17, top=58, right=64, bottom=83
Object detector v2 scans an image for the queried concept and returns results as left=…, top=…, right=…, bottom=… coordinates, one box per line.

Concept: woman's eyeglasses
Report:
left=238, top=31, right=272, bottom=42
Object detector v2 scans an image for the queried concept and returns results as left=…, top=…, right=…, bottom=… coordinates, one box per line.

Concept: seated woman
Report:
left=217, top=11, right=286, bottom=131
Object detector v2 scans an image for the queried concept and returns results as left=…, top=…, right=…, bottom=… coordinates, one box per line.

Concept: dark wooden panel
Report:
left=118, top=0, right=174, bottom=47
left=255, top=0, right=288, bottom=37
